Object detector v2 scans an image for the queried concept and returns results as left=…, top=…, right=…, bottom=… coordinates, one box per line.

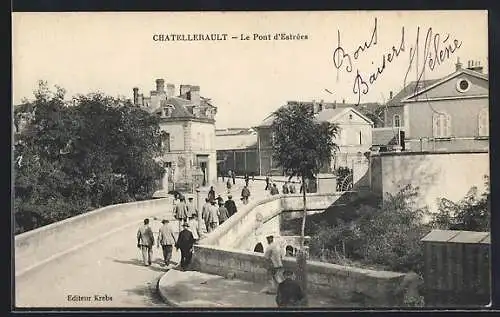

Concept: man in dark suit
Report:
left=137, top=218, right=155, bottom=266
left=276, top=270, right=306, bottom=307
left=176, top=222, right=196, bottom=270
left=224, top=195, right=238, bottom=217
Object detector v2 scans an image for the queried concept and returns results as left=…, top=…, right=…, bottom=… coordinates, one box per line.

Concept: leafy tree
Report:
left=431, top=175, right=490, bottom=232
left=270, top=102, right=339, bottom=292
left=13, top=81, right=165, bottom=233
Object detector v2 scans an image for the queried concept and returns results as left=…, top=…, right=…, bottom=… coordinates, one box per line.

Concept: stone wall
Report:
left=192, top=244, right=408, bottom=307
left=370, top=151, right=489, bottom=214
left=15, top=198, right=172, bottom=276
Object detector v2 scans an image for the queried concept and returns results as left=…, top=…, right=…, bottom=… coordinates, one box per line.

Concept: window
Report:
left=478, top=108, right=489, bottom=136
left=393, top=114, right=401, bottom=127
left=161, top=132, right=171, bottom=151
left=164, top=162, right=172, bottom=168
left=432, top=112, right=451, bottom=138
left=456, top=78, right=471, bottom=93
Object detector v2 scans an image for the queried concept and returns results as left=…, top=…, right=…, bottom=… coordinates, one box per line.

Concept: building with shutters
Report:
left=374, top=58, right=489, bottom=152
left=254, top=101, right=373, bottom=176
left=132, top=79, right=217, bottom=193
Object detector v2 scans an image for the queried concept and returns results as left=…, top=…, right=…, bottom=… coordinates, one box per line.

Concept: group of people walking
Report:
left=136, top=217, right=197, bottom=271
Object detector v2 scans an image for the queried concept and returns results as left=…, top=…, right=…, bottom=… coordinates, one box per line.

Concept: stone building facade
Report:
left=133, top=79, right=217, bottom=193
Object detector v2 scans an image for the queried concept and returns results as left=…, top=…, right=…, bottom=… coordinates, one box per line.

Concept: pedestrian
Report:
left=175, top=223, right=196, bottom=271
left=222, top=169, right=225, bottom=182
left=241, top=185, right=251, bottom=205
left=207, top=200, right=219, bottom=232
left=276, top=270, right=306, bottom=307
left=186, top=196, right=196, bottom=220
left=262, top=235, right=285, bottom=294
left=285, top=245, right=294, bottom=257
left=289, top=182, right=296, bottom=194
left=188, top=213, right=200, bottom=241
left=208, top=186, right=216, bottom=203
left=226, top=178, right=232, bottom=193
left=227, top=169, right=232, bottom=181
left=265, top=174, right=270, bottom=191
left=216, top=194, right=224, bottom=206
left=157, top=219, right=176, bottom=267
left=136, top=218, right=155, bottom=266
left=174, top=196, right=188, bottom=232
left=251, top=172, right=255, bottom=182
left=244, top=173, right=250, bottom=187
left=202, top=198, right=211, bottom=233
left=270, top=183, right=279, bottom=195
left=282, top=182, right=290, bottom=194
left=218, top=202, right=229, bottom=225
left=232, top=170, right=236, bottom=185
left=224, top=194, right=238, bottom=217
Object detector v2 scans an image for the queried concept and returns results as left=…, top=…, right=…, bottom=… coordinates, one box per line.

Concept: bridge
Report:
left=15, top=178, right=356, bottom=308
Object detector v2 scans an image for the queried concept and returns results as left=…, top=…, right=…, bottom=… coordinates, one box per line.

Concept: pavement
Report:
left=157, top=269, right=351, bottom=308
left=14, top=178, right=270, bottom=308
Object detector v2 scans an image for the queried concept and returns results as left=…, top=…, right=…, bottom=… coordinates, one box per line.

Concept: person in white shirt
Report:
left=262, top=235, right=285, bottom=294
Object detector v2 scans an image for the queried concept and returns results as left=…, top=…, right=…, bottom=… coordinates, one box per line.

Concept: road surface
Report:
left=15, top=178, right=269, bottom=308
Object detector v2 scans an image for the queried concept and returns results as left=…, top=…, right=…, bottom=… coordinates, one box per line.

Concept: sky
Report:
left=12, top=11, right=488, bottom=129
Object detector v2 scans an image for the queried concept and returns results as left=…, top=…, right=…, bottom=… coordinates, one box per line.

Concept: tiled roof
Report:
left=257, top=102, right=382, bottom=127
left=387, top=79, right=440, bottom=107
left=216, top=133, right=257, bottom=150
left=314, top=108, right=346, bottom=122
left=372, top=128, right=401, bottom=146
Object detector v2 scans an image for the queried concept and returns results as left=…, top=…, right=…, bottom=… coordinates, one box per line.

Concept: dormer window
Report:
left=159, top=105, right=175, bottom=118
left=456, top=78, right=471, bottom=93
left=205, top=108, right=211, bottom=117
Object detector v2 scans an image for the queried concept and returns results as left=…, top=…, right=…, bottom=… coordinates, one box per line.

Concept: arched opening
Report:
left=254, top=242, right=264, bottom=253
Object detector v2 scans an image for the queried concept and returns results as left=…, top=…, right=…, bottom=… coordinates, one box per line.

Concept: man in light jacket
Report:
left=137, top=218, right=155, bottom=266
left=263, top=235, right=285, bottom=294
left=157, top=219, right=176, bottom=267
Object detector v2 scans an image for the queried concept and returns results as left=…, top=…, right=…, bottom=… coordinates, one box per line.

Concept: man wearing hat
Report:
left=224, top=194, right=237, bottom=218
left=175, top=222, right=196, bottom=270
left=276, top=270, right=306, bottom=307
left=136, top=218, right=155, bottom=266
left=157, top=219, right=177, bottom=267
left=262, top=235, right=285, bottom=294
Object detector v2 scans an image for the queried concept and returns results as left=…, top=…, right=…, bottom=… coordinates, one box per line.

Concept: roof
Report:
left=216, top=133, right=257, bottom=150
left=216, top=128, right=255, bottom=136
left=315, top=107, right=373, bottom=125
left=387, top=79, right=439, bottom=107
left=372, top=128, right=401, bottom=146
left=421, top=229, right=490, bottom=244
left=401, top=68, right=489, bottom=102
left=257, top=102, right=378, bottom=127
left=149, top=96, right=216, bottom=119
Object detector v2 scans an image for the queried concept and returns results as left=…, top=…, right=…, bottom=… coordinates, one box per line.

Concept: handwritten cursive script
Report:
left=329, top=18, right=462, bottom=105
left=404, top=27, right=462, bottom=96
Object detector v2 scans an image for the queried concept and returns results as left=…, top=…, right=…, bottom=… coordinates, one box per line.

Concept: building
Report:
left=215, top=128, right=258, bottom=176
left=254, top=100, right=374, bottom=176
left=133, top=79, right=217, bottom=193
left=377, top=58, right=488, bottom=152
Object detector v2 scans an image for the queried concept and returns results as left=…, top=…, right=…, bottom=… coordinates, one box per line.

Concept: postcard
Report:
left=12, top=10, right=490, bottom=309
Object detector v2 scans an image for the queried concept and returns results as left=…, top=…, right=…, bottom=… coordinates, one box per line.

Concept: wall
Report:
left=406, top=137, right=489, bottom=152
left=192, top=244, right=408, bottom=307
left=191, top=121, right=217, bottom=186
left=407, top=98, right=488, bottom=139
left=15, top=198, right=172, bottom=276
left=370, top=151, right=489, bottom=215
left=198, top=193, right=347, bottom=249
left=384, top=105, right=404, bottom=128
left=160, top=122, right=185, bottom=151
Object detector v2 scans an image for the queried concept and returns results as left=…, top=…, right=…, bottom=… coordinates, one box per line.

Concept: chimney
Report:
left=466, top=60, right=483, bottom=73
left=180, top=84, right=191, bottom=97
left=319, top=99, right=324, bottom=112
left=156, top=79, right=165, bottom=93
left=133, top=87, right=139, bottom=105
left=166, top=84, right=175, bottom=98
left=188, top=85, right=200, bottom=104
left=389, top=91, right=393, bottom=100
left=455, top=57, right=462, bottom=71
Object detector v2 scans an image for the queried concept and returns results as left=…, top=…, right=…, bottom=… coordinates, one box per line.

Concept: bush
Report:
left=309, top=185, right=431, bottom=275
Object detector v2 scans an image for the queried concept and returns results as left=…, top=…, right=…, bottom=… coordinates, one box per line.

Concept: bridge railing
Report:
left=15, top=198, right=172, bottom=277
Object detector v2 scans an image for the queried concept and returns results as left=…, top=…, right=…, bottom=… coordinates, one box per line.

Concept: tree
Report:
left=13, top=81, right=165, bottom=233
left=431, top=175, right=490, bottom=232
left=270, top=102, right=339, bottom=293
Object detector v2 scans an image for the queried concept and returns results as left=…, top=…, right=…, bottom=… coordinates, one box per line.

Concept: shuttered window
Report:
left=432, top=113, right=451, bottom=138
left=478, top=108, right=489, bottom=136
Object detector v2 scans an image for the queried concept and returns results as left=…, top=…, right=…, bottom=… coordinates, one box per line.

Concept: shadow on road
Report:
left=123, top=275, right=168, bottom=306
left=112, top=258, right=168, bottom=273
